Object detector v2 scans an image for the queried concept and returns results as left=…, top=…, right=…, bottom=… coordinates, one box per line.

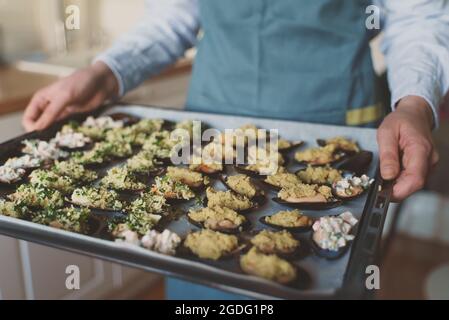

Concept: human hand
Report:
left=377, top=96, right=439, bottom=201
left=22, top=61, right=118, bottom=132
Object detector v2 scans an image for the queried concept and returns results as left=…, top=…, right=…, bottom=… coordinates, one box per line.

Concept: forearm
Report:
left=396, top=96, right=434, bottom=129
left=380, top=0, right=449, bottom=127
left=95, top=0, right=200, bottom=96
left=90, top=61, right=119, bottom=100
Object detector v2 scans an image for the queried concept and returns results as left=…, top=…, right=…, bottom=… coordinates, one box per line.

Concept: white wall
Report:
left=95, top=0, right=145, bottom=45
left=0, top=0, right=43, bottom=60
left=0, top=0, right=146, bottom=61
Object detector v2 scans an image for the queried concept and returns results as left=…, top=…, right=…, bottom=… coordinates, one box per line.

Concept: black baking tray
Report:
left=0, top=104, right=392, bottom=299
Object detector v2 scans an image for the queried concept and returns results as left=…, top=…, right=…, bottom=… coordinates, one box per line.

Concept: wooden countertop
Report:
left=0, top=58, right=192, bottom=116
left=0, top=67, right=57, bottom=116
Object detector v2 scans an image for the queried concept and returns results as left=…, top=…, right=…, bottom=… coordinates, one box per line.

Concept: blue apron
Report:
left=168, top=0, right=381, bottom=299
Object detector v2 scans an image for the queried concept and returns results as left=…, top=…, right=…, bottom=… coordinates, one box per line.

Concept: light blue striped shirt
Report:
left=96, top=0, right=449, bottom=125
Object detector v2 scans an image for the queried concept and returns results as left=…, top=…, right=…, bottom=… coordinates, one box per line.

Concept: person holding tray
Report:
left=22, top=0, right=448, bottom=299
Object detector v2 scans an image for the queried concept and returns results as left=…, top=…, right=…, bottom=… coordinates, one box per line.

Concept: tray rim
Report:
left=0, top=103, right=390, bottom=299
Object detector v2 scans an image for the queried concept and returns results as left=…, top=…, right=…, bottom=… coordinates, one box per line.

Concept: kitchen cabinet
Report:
left=0, top=236, right=26, bottom=299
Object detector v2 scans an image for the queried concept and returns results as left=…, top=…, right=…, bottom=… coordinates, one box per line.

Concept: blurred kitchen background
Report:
left=0, top=0, right=448, bottom=300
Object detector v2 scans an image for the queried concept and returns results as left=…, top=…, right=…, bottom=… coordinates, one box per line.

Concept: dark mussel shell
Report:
left=161, top=119, right=176, bottom=131
left=87, top=216, right=112, bottom=239
left=109, top=152, right=135, bottom=161
left=258, top=215, right=313, bottom=233
left=155, top=157, right=173, bottom=167
left=108, top=113, right=141, bottom=126
left=234, top=165, right=270, bottom=179
left=272, top=197, right=343, bottom=210
left=84, top=215, right=107, bottom=237
left=107, top=186, right=147, bottom=196
left=186, top=214, right=251, bottom=235
left=163, top=193, right=197, bottom=204
left=259, top=179, right=282, bottom=191
left=39, top=159, right=55, bottom=170
left=0, top=179, right=24, bottom=189
left=316, top=139, right=327, bottom=147
left=308, top=233, right=352, bottom=260
left=149, top=213, right=177, bottom=232
left=316, top=138, right=359, bottom=155
left=82, top=162, right=108, bottom=170
left=335, top=150, right=373, bottom=176
left=278, top=140, right=304, bottom=153
left=186, top=183, right=208, bottom=194
left=132, top=166, right=166, bottom=179
left=250, top=193, right=267, bottom=208
left=287, top=267, right=313, bottom=290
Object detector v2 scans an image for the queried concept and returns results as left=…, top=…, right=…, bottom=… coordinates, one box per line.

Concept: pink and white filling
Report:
left=52, top=131, right=91, bottom=149
left=334, top=174, right=374, bottom=197
left=82, top=116, right=124, bottom=129
left=312, top=211, right=359, bottom=251
left=115, top=228, right=181, bottom=256
left=22, top=140, right=68, bottom=160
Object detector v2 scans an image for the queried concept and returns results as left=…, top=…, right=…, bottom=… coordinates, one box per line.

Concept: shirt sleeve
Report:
left=379, top=0, right=449, bottom=127
left=94, top=0, right=200, bottom=96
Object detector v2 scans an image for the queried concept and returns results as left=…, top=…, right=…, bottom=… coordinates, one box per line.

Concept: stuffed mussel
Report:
left=295, top=165, right=343, bottom=186
left=332, top=174, right=373, bottom=200
left=240, top=247, right=297, bottom=284
left=294, top=144, right=343, bottom=166
left=183, top=229, right=241, bottom=260
left=70, top=186, right=124, bottom=212
left=273, top=183, right=342, bottom=210
left=205, top=187, right=257, bottom=212
left=260, top=209, right=313, bottom=232
left=29, top=169, right=76, bottom=195
left=236, top=146, right=286, bottom=177
left=317, top=136, right=360, bottom=154
left=166, top=166, right=210, bottom=189
left=187, top=206, right=248, bottom=233
left=220, top=174, right=265, bottom=204
left=250, top=229, right=300, bottom=256
left=151, top=175, right=195, bottom=201
left=51, top=161, right=98, bottom=184
left=0, top=165, right=27, bottom=186
left=262, top=168, right=301, bottom=191
left=100, top=166, right=147, bottom=193
left=310, top=211, right=358, bottom=259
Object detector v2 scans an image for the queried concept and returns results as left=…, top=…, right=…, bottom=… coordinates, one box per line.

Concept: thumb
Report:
left=431, top=149, right=439, bottom=167
left=377, top=126, right=400, bottom=180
